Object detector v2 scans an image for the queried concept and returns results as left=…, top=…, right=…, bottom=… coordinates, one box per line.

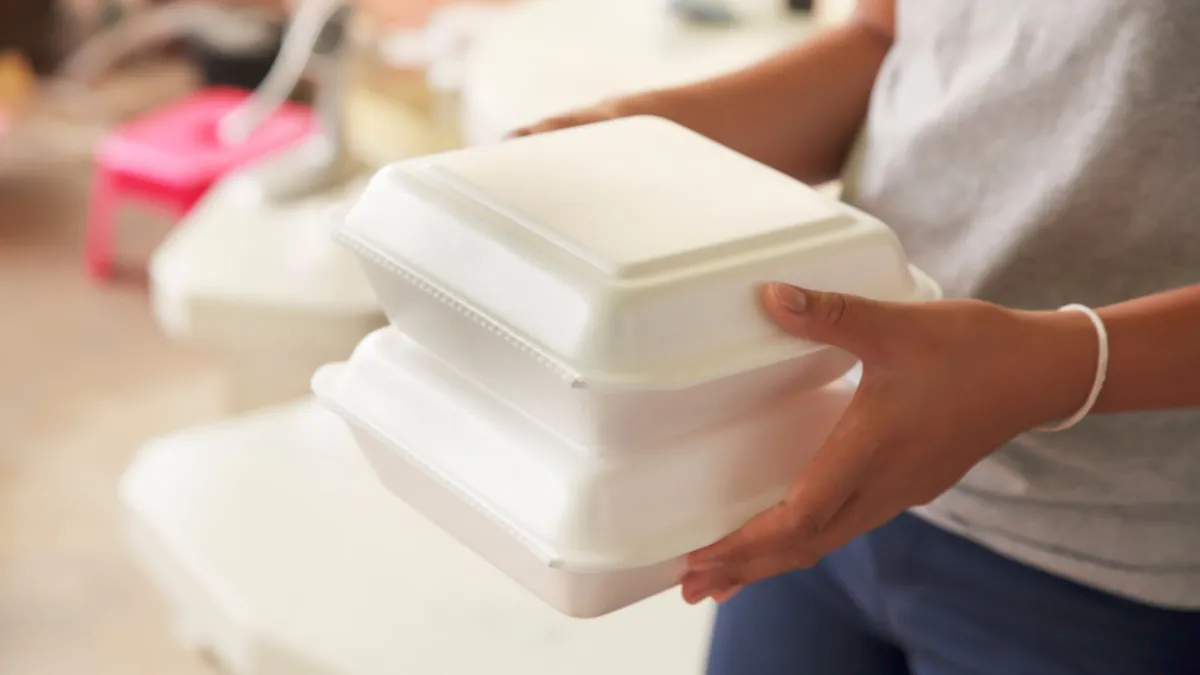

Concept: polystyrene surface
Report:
left=312, top=328, right=854, bottom=608
left=337, top=116, right=937, bottom=394
left=121, top=400, right=712, bottom=673
left=425, top=118, right=851, bottom=278
left=147, top=147, right=386, bottom=410
left=349, top=254, right=859, bottom=451
left=150, top=145, right=380, bottom=340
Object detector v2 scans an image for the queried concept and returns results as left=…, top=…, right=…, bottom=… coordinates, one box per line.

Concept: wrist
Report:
left=1009, top=308, right=1101, bottom=429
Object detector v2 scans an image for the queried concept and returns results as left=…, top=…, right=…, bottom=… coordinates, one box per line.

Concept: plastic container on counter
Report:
left=149, top=143, right=384, bottom=412
left=313, top=327, right=857, bottom=617
left=332, top=115, right=940, bottom=451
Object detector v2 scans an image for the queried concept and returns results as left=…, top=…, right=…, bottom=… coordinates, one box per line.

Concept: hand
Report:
left=508, top=90, right=688, bottom=138
left=681, top=283, right=1097, bottom=604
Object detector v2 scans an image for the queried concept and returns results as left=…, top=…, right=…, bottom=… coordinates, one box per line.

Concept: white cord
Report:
left=216, top=0, right=346, bottom=146
left=1036, top=304, right=1109, bottom=432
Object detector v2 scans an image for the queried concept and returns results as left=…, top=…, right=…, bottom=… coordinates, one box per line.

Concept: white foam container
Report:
left=149, top=144, right=385, bottom=411
left=312, top=327, right=855, bottom=618
left=334, top=116, right=937, bottom=450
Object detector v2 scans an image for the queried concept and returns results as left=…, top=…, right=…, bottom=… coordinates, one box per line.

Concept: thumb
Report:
left=761, top=283, right=893, bottom=358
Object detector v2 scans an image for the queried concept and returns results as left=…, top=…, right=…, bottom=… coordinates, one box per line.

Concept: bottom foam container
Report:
left=312, top=327, right=855, bottom=618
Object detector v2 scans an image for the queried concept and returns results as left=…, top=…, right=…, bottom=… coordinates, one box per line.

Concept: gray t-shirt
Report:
left=840, top=0, right=1200, bottom=608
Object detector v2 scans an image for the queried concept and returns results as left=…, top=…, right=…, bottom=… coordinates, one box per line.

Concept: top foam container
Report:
left=334, top=116, right=939, bottom=451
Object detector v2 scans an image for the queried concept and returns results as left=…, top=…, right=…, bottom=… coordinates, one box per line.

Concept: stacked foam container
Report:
left=313, top=116, right=940, bottom=618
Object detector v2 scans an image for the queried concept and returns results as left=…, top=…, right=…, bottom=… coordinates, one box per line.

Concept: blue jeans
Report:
left=707, top=513, right=1200, bottom=675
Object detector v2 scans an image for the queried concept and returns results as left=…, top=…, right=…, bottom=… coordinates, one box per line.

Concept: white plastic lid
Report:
left=336, top=116, right=938, bottom=390
left=313, top=327, right=855, bottom=571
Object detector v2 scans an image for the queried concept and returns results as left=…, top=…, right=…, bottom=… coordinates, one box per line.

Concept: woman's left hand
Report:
left=681, top=282, right=1097, bottom=604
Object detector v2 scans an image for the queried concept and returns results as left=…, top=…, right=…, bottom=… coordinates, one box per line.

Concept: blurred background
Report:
left=0, top=1, right=852, bottom=673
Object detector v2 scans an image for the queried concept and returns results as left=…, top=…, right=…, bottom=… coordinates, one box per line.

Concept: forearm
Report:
left=633, top=17, right=892, bottom=184
left=1021, top=285, right=1200, bottom=425
left=1091, top=285, right=1200, bottom=412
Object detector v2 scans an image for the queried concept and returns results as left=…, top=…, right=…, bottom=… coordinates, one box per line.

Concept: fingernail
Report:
left=771, top=283, right=807, bottom=314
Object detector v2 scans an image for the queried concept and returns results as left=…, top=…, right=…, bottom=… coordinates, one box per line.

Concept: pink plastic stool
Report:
left=86, top=87, right=314, bottom=279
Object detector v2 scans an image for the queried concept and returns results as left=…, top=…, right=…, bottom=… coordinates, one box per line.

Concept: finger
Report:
left=507, top=123, right=554, bottom=138
left=683, top=490, right=869, bottom=602
left=685, top=489, right=904, bottom=605
left=682, top=545, right=815, bottom=604
left=506, top=113, right=593, bottom=139
left=688, top=405, right=880, bottom=570
left=711, top=585, right=743, bottom=604
left=786, top=432, right=916, bottom=554
left=760, top=283, right=899, bottom=360
left=506, top=121, right=557, bottom=139
left=686, top=500, right=814, bottom=575
left=682, top=485, right=917, bottom=606
left=806, top=478, right=907, bottom=555
left=777, top=408, right=880, bottom=536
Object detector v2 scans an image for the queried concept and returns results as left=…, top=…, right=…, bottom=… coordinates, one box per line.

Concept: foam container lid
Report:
left=336, top=116, right=936, bottom=391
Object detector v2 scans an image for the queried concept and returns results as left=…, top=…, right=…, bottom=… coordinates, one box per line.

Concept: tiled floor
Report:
left=0, top=159, right=228, bottom=675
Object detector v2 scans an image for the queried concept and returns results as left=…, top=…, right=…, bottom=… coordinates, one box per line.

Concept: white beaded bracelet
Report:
left=1036, top=304, right=1109, bottom=432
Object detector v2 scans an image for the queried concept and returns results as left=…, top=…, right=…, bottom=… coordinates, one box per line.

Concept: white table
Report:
left=122, top=400, right=714, bottom=675
left=148, top=144, right=384, bottom=412
left=460, top=0, right=825, bottom=144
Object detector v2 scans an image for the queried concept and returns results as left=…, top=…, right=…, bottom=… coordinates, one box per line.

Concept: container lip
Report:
left=335, top=211, right=943, bottom=392
left=312, top=359, right=692, bottom=572
left=311, top=361, right=563, bottom=565
left=333, top=229, right=586, bottom=384
left=335, top=147, right=944, bottom=391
